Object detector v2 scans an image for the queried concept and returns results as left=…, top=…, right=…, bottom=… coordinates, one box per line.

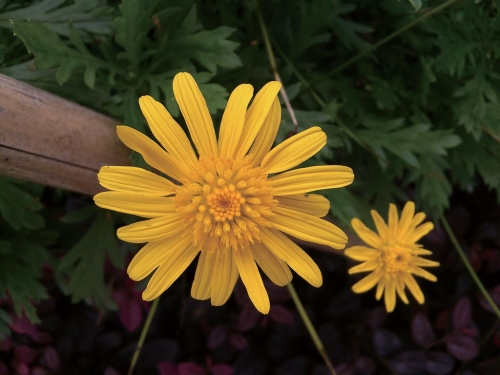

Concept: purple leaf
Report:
left=478, top=285, right=500, bottom=314
left=158, top=362, right=178, bottom=375
left=103, top=367, right=121, bottom=375
left=178, top=363, right=207, bottom=375
left=207, top=325, right=228, bottom=350
left=40, top=347, right=59, bottom=371
left=238, top=304, right=261, bottom=332
left=390, top=351, right=426, bottom=374
left=210, top=364, right=233, bottom=375
left=9, top=317, right=38, bottom=337
left=15, top=363, right=30, bottom=375
left=113, top=289, right=143, bottom=333
left=411, top=312, right=436, bottom=347
left=452, top=296, right=471, bottom=330
left=229, top=333, right=247, bottom=351
left=424, top=351, right=454, bottom=375
left=335, top=362, right=355, bottom=375
left=354, top=356, right=375, bottom=375
left=14, top=345, right=39, bottom=364
left=366, top=307, right=388, bottom=329
left=372, top=329, right=402, bottom=357
left=446, top=332, right=479, bottom=361
left=269, top=305, right=294, bottom=325
left=0, top=362, right=8, bottom=375
left=158, top=362, right=177, bottom=375
left=31, top=367, right=49, bottom=375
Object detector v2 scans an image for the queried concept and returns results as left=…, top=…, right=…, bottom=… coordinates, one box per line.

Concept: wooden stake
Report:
left=0, top=74, right=130, bottom=195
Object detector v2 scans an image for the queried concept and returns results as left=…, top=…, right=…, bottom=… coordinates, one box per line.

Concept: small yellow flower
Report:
left=345, top=202, right=439, bottom=312
left=94, top=72, right=354, bottom=314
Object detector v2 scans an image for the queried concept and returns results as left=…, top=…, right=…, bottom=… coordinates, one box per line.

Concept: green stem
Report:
left=439, top=213, right=500, bottom=319
left=287, top=283, right=337, bottom=375
left=127, top=297, right=160, bottom=375
left=257, top=6, right=299, bottom=133
left=327, top=0, right=461, bottom=77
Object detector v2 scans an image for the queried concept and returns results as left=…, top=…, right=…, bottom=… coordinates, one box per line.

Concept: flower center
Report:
left=175, top=155, right=276, bottom=252
left=379, top=241, right=412, bottom=278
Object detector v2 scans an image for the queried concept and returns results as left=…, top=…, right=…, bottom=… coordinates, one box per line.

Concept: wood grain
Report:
left=0, top=74, right=130, bottom=195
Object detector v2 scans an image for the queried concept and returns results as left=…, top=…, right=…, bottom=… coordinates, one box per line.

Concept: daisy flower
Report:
left=94, top=72, right=354, bottom=314
left=345, top=201, right=439, bottom=312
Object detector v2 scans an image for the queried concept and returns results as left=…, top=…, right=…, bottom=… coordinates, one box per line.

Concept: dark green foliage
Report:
left=60, top=208, right=123, bottom=309
left=0, top=0, right=499, bottom=327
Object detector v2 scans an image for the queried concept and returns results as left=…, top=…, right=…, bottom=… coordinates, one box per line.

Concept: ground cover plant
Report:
left=1, top=0, right=500, bottom=374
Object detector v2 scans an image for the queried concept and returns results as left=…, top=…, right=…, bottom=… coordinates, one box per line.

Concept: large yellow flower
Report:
left=94, top=72, right=354, bottom=314
left=345, top=202, right=439, bottom=312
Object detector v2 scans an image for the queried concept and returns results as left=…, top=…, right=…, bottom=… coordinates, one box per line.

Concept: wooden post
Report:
left=0, top=74, right=130, bottom=195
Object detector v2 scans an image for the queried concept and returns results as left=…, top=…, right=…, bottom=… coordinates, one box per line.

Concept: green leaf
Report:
left=0, top=0, right=113, bottom=36
left=407, top=0, right=422, bottom=11
left=0, top=240, right=49, bottom=322
left=0, top=177, right=44, bottom=230
left=12, top=20, right=110, bottom=87
left=115, top=0, right=160, bottom=69
left=166, top=7, right=241, bottom=73
left=60, top=204, right=97, bottom=224
left=410, top=156, right=453, bottom=214
left=60, top=211, right=123, bottom=309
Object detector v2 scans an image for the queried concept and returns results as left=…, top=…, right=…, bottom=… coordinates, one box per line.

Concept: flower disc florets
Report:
left=175, top=155, right=276, bottom=252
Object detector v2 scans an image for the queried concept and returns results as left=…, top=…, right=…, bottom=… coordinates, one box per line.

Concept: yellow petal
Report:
left=249, top=97, right=281, bottom=166
left=344, top=246, right=379, bottom=261
left=395, top=278, right=409, bottom=304
left=384, top=280, right=397, bottom=312
left=403, top=273, right=425, bottom=304
left=127, top=236, right=180, bottom=281
left=94, top=192, right=176, bottom=218
left=403, top=212, right=427, bottom=240
left=397, top=201, right=415, bottom=237
left=142, top=239, right=200, bottom=301
left=139, top=96, right=198, bottom=169
left=117, top=214, right=184, bottom=243
left=352, top=271, right=381, bottom=293
left=116, top=126, right=188, bottom=182
left=251, top=242, right=292, bottom=286
left=234, top=246, right=270, bottom=314
left=348, top=259, right=379, bottom=274
left=173, top=72, right=218, bottom=157
left=236, top=81, right=282, bottom=159
left=410, top=266, right=438, bottom=282
left=211, top=248, right=239, bottom=306
left=260, top=127, right=326, bottom=174
left=408, top=222, right=434, bottom=243
left=270, top=206, right=347, bottom=249
left=388, top=203, right=399, bottom=237
left=351, top=218, right=384, bottom=248
left=98, top=166, right=177, bottom=196
left=276, top=194, right=330, bottom=217
left=268, top=165, right=354, bottom=195
left=370, top=210, right=388, bottom=241
left=191, top=250, right=215, bottom=300
left=375, top=279, right=385, bottom=300
left=218, top=84, right=254, bottom=159
left=411, top=257, right=440, bottom=268
left=260, top=228, right=322, bottom=287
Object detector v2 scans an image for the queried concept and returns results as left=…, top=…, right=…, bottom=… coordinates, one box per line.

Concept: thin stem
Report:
left=127, top=297, right=160, bottom=375
left=258, top=7, right=298, bottom=133
left=440, top=213, right=500, bottom=319
left=327, top=0, right=461, bottom=77
left=480, top=126, right=500, bottom=143
left=287, top=283, right=337, bottom=375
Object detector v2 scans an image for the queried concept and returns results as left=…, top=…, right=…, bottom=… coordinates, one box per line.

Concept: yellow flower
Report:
left=345, top=202, right=439, bottom=312
left=94, top=72, right=354, bottom=314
